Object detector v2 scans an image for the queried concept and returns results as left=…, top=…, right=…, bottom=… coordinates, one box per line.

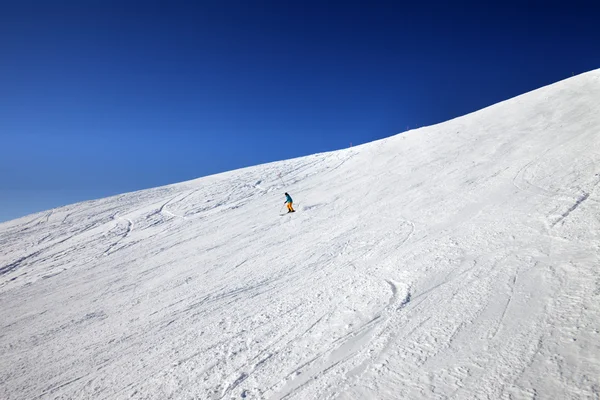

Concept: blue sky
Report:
left=1, top=1, right=599, bottom=222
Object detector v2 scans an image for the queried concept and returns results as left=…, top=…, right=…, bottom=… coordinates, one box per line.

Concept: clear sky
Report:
left=1, top=1, right=599, bottom=222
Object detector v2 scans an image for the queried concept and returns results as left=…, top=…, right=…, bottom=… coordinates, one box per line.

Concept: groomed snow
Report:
left=1, top=70, right=600, bottom=400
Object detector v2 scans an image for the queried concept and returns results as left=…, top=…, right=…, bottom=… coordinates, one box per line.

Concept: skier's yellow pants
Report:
left=287, top=202, right=294, bottom=212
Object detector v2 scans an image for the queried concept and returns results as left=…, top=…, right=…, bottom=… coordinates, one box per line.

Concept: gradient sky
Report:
left=1, top=1, right=599, bottom=222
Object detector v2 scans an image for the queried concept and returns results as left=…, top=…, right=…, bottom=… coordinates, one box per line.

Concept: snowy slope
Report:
left=1, top=70, right=600, bottom=400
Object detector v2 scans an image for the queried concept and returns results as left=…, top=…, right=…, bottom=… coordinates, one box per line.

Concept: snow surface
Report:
left=2, top=70, right=600, bottom=400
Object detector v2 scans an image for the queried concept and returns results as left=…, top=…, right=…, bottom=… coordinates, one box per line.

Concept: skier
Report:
left=284, top=192, right=295, bottom=213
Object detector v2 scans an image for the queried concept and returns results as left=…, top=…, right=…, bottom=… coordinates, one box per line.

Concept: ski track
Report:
left=104, top=216, right=134, bottom=255
left=1, top=70, right=600, bottom=400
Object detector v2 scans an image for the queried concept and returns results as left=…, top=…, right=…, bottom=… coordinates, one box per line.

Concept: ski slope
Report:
left=1, top=70, right=600, bottom=400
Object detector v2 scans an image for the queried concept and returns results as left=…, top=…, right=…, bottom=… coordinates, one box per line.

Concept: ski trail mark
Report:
left=104, top=216, right=133, bottom=255
left=61, top=213, right=71, bottom=224
left=159, top=196, right=179, bottom=219
left=220, top=372, right=249, bottom=399
left=0, top=249, right=45, bottom=276
left=490, top=273, right=517, bottom=340
left=33, top=375, right=85, bottom=400
left=551, top=192, right=589, bottom=227
left=399, top=219, right=415, bottom=247
left=158, top=190, right=197, bottom=220
left=161, top=188, right=202, bottom=219
left=270, top=278, right=412, bottom=399
left=0, top=221, right=103, bottom=279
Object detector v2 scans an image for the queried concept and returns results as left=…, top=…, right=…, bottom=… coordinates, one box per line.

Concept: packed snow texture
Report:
left=2, top=71, right=600, bottom=400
